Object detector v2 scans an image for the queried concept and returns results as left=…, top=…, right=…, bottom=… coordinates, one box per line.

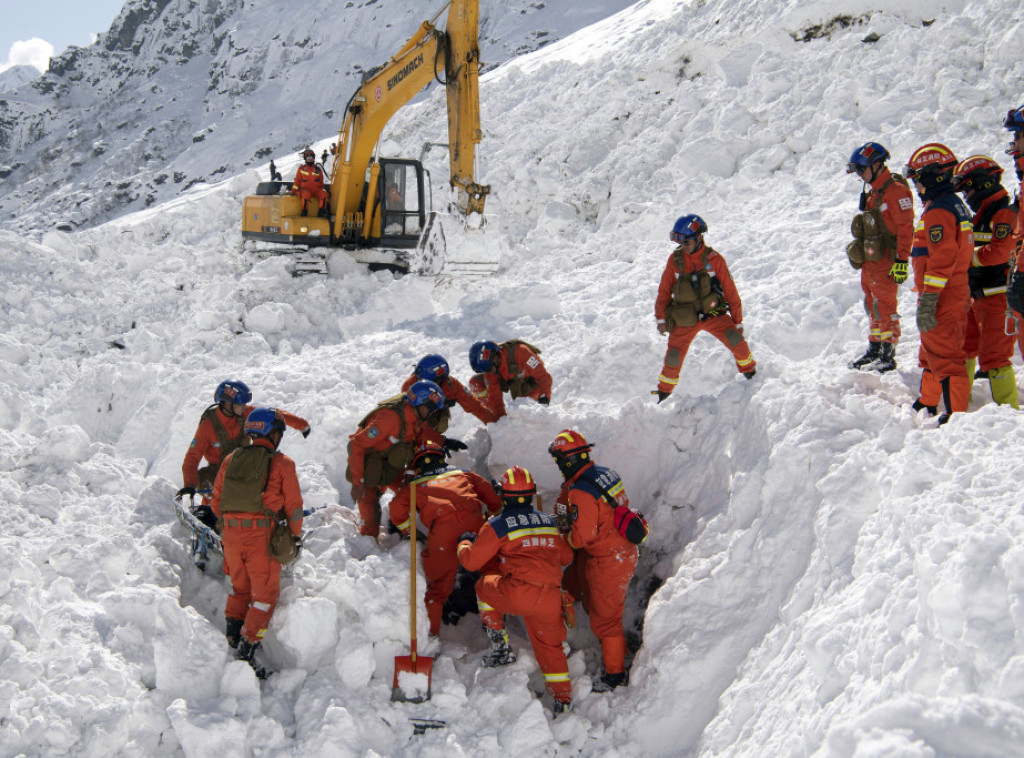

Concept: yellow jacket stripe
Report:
left=508, top=526, right=561, bottom=541
left=923, top=273, right=948, bottom=289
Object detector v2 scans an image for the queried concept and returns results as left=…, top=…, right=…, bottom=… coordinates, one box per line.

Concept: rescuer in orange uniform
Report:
left=457, top=466, right=575, bottom=714
left=177, top=379, right=310, bottom=521
left=402, top=353, right=498, bottom=428
left=844, top=142, right=916, bottom=372
left=291, top=148, right=329, bottom=217
left=347, top=381, right=447, bottom=538
left=549, top=429, right=638, bottom=691
left=211, top=408, right=304, bottom=678
left=952, top=155, right=1019, bottom=408
left=389, top=442, right=501, bottom=637
left=467, top=339, right=552, bottom=421
left=1002, top=105, right=1024, bottom=336
left=653, top=214, right=756, bottom=401
left=905, top=143, right=974, bottom=424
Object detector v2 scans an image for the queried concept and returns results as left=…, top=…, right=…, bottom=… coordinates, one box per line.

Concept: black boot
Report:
left=593, top=671, right=627, bottom=692
left=482, top=627, right=517, bottom=667
left=552, top=699, right=572, bottom=716
left=912, top=399, right=938, bottom=416
left=875, top=343, right=896, bottom=373
left=225, top=618, right=244, bottom=650
left=651, top=390, right=670, bottom=403
left=849, top=342, right=881, bottom=369
left=235, top=639, right=268, bottom=679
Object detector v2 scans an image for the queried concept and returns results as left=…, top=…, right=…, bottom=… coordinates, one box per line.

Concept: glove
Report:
left=175, top=486, right=196, bottom=501
left=442, top=437, right=468, bottom=454
left=916, top=292, right=940, bottom=333
left=350, top=484, right=366, bottom=504
left=1008, top=271, right=1024, bottom=315
left=458, top=531, right=477, bottom=543
left=301, top=426, right=311, bottom=439
left=889, top=260, right=909, bottom=284
left=537, top=395, right=550, bottom=405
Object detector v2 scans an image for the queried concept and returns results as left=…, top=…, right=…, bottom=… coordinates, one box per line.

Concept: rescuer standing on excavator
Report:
left=653, top=214, right=756, bottom=401
left=291, top=149, right=329, bottom=217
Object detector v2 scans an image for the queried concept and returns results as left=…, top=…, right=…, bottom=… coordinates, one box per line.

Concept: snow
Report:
left=2, top=0, right=1024, bottom=755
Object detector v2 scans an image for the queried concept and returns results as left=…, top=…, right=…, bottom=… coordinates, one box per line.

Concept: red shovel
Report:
left=392, top=482, right=433, bottom=702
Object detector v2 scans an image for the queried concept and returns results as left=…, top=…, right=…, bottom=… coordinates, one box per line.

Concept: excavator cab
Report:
left=375, top=159, right=427, bottom=246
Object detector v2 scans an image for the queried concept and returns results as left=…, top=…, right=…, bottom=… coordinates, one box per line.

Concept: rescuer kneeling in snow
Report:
left=212, top=408, right=304, bottom=678
left=457, top=466, right=575, bottom=715
left=467, top=339, right=552, bottom=420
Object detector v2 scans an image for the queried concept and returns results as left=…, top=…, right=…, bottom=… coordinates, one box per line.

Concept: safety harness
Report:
left=196, top=404, right=249, bottom=490
left=666, top=247, right=727, bottom=328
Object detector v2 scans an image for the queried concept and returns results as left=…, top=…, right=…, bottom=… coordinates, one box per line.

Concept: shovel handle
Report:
left=409, top=482, right=417, bottom=663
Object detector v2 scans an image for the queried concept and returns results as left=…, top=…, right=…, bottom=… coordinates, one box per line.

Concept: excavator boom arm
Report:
left=328, top=0, right=488, bottom=239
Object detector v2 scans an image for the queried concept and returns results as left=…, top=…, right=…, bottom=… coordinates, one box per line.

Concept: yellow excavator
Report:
left=240, top=0, right=497, bottom=276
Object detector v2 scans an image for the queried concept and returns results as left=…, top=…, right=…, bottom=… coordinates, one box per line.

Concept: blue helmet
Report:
left=1004, top=105, right=1024, bottom=132
left=244, top=407, right=286, bottom=438
left=414, top=354, right=449, bottom=383
left=469, top=340, right=500, bottom=373
left=846, top=142, right=889, bottom=174
left=406, top=380, right=445, bottom=413
left=215, top=379, right=252, bottom=405
left=670, top=214, right=708, bottom=243
left=1005, top=105, right=1024, bottom=158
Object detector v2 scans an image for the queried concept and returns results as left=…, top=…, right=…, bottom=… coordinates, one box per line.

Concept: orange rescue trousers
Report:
left=357, top=486, right=385, bottom=537
left=964, top=295, right=1015, bottom=372
left=917, top=285, right=971, bottom=416
left=658, top=314, right=755, bottom=394
left=421, top=511, right=486, bottom=636
left=860, top=259, right=901, bottom=344
left=222, top=523, right=282, bottom=644
left=475, top=574, right=571, bottom=704
left=563, top=547, right=637, bottom=676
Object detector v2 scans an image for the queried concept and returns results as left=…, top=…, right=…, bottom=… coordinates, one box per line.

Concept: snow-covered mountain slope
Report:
left=3, top=0, right=1024, bottom=755
left=0, top=0, right=638, bottom=236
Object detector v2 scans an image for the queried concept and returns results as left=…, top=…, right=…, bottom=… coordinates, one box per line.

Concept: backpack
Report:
left=574, top=466, right=649, bottom=545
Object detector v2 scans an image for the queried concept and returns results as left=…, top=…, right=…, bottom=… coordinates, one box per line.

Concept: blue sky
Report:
left=1, top=0, right=126, bottom=72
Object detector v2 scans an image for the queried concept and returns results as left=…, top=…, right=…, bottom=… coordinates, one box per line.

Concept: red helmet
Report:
left=905, top=143, right=958, bottom=190
left=303, top=149, right=315, bottom=162
left=547, top=429, right=592, bottom=457
left=952, top=155, right=1003, bottom=193
left=411, top=441, right=445, bottom=471
left=500, top=466, right=536, bottom=498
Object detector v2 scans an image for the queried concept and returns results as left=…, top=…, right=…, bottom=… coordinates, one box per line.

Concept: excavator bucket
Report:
left=409, top=210, right=501, bottom=278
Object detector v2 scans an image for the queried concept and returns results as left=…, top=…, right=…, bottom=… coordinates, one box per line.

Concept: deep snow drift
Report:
left=3, top=0, right=1024, bottom=756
